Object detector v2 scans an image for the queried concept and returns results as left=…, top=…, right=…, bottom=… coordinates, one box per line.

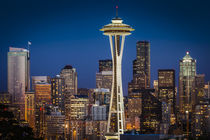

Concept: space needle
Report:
left=100, top=6, right=134, bottom=140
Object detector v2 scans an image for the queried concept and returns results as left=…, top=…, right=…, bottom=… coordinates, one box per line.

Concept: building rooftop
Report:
left=63, top=65, right=73, bottom=69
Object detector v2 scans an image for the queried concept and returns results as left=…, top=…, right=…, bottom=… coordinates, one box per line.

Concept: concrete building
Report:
left=91, top=101, right=107, bottom=121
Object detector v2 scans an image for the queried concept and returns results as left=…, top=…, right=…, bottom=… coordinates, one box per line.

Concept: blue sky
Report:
left=0, top=0, right=210, bottom=95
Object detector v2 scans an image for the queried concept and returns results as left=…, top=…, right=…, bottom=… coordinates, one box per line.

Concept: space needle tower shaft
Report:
left=100, top=6, right=134, bottom=140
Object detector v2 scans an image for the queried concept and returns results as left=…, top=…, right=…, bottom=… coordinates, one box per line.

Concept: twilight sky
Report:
left=0, top=0, right=210, bottom=94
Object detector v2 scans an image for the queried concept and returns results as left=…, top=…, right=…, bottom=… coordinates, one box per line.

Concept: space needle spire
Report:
left=100, top=5, right=134, bottom=140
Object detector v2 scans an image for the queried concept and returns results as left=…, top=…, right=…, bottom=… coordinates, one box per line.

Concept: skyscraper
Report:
left=51, top=75, right=65, bottom=113
left=34, top=82, right=51, bottom=137
left=179, top=52, right=196, bottom=114
left=179, top=51, right=196, bottom=136
left=99, top=59, right=112, bottom=72
left=25, top=91, right=35, bottom=131
left=8, top=47, right=30, bottom=120
left=128, top=41, right=150, bottom=95
left=100, top=11, right=134, bottom=139
left=158, top=69, right=175, bottom=114
left=67, top=95, right=89, bottom=140
left=60, top=65, right=77, bottom=95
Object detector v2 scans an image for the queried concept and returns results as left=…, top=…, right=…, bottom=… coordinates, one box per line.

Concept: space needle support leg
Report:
left=107, top=35, right=114, bottom=133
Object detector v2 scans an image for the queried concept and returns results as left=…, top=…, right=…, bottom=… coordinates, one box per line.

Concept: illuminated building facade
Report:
left=92, top=88, right=110, bottom=106
left=7, top=47, right=30, bottom=120
left=85, top=121, right=107, bottom=140
left=51, top=75, right=65, bottom=113
left=66, top=95, right=89, bottom=140
left=78, top=88, right=90, bottom=96
left=99, top=59, right=112, bottom=72
left=0, top=92, right=12, bottom=105
left=31, top=76, right=50, bottom=91
left=153, top=80, right=158, bottom=97
left=128, top=41, right=150, bottom=95
left=25, top=91, right=35, bottom=131
left=128, top=89, right=161, bottom=133
left=192, top=103, right=210, bottom=137
left=60, top=65, right=77, bottom=95
left=204, top=82, right=210, bottom=99
left=35, top=83, right=51, bottom=103
left=179, top=52, right=196, bottom=114
left=100, top=12, right=134, bottom=139
left=140, top=90, right=162, bottom=134
left=34, top=82, right=51, bottom=137
left=96, top=71, right=112, bottom=92
left=45, top=108, right=65, bottom=140
left=127, top=97, right=141, bottom=131
left=179, top=52, right=196, bottom=136
left=158, top=69, right=175, bottom=114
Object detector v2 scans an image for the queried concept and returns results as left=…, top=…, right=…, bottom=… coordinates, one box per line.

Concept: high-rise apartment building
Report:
left=8, top=47, right=30, bottom=120
left=128, top=41, right=150, bottom=95
left=99, top=59, right=112, bottom=72
left=60, top=65, right=77, bottom=95
left=51, top=75, right=65, bottom=113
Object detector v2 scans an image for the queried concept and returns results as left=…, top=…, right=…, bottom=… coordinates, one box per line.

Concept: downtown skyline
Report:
left=0, top=0, right=210, bottom=94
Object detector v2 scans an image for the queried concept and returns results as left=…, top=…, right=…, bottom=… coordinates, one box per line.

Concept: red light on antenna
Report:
left=116, top=5, right=118, bottom=9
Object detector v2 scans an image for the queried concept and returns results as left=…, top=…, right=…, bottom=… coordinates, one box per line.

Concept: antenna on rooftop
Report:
left=116, top=5, right=118, bottom=17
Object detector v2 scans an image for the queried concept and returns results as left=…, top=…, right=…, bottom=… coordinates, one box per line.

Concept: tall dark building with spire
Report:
left=128, top=41, right=150, bottom=95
